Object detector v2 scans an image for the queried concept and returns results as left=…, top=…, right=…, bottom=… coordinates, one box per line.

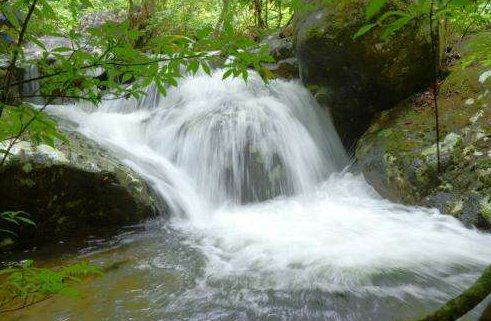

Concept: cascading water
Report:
left=25, top=70, right=491, bottom=321
left=22, top=64, right=43, bottom=104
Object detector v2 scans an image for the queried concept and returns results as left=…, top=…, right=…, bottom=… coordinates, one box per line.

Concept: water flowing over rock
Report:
left=48, top=71, right=347, bottom=210
left=20, top=70, right=490, bottom=320
left=1, top=69, right=489, bottom=321
left=294, top=0, right=433, bottom=146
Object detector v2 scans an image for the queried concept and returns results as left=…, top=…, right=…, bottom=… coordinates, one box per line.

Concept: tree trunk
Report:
left=253, top=0, right=266, bottom=29
left=215, top=0, right=231, bottom=34
left=128, top=0, right=157, bottom=48
left=277, top=0, right=283, bottom=29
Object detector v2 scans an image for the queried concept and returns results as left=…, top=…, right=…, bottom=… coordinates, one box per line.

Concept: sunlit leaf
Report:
left=353, top=23, right=377, bottom=39
left=366, top=0, right=388, bottom=19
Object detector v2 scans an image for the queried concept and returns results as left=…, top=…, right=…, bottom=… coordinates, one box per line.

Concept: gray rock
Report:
left=356, top=61, right=491, bottom=230
left=262, top=33, right=295, bottom=61
left=265, top=57, right=299, bottom=80
left=294, top=0, right=433, bottom=146
left=262, top=33, right=299, bottom=79
left=0, top=129, right=165, bottom=245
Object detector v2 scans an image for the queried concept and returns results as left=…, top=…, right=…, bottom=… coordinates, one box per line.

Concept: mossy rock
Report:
left=356, top=55, right=491, bottom=229
left=0, top=130, right=165, bottom=247
left=294, top=0, right=433, bottom=146
left=262, top=33, right=299, bottom=79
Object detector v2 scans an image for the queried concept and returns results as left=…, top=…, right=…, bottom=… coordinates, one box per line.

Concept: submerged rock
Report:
left=0, top=129, right=164, bottom=246
left=356, top=60, right=491, bottom=229
left=294, top=0, right=433, bottom=146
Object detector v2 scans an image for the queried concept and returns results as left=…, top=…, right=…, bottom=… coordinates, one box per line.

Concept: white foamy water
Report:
left=46, top=70, right=491, bottom=320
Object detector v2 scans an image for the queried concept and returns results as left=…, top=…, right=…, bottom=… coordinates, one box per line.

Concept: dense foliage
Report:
left=0, top=211, right=35, bottom=237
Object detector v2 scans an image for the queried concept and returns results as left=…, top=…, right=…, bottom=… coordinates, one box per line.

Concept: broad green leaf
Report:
left=366, top=0, right=388, bottom=19
left=381, top=16, right=413, bottom=39
left=376, top=11, right=408, bottom=24
left=201, top=62, right=211, bottom=76
left=1, top=3, right=21, bottom=30
left=222, top=69, right=233, bottom=80
left=353, top=23, right=377, bottom=39
left=0, top=228, right=17, bottom=237
left=15, top=216, right=36, bottom=226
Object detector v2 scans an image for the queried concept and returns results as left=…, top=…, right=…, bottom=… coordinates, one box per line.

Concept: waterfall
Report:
left=22, top=64, right=43, bottom=104
left=45, top=70, right=491, bottom=320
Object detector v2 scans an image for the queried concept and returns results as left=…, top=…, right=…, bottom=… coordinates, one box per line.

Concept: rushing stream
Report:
left=8, top=70, right=491, bottom=321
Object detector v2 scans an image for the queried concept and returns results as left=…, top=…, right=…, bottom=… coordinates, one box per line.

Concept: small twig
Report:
left=429, top=0, right=442, bottom=173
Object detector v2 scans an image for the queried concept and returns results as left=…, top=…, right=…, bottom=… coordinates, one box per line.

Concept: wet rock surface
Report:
left=294, top=0, right=433, bottom=146
left=263, top=33, right=299, bottom=80
left=356, top=61, right=491, bottom=229
left=0, top=129, right=165, bottom=247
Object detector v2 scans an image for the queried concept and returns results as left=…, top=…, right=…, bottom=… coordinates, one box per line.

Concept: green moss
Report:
left=440, top=64, right=483, bottom=97
left=356, top=49, right=491, bottom=229
left=306, top=27, right=324, bottom=39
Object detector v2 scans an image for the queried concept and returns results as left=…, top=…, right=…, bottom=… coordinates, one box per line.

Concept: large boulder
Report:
left=295, top=0, right=433, bottom=146
left=0, top=129, right=164, bottom=246
left=356, top=60, right=491, bottom=229
left=262, top=33, right=299, bottom=80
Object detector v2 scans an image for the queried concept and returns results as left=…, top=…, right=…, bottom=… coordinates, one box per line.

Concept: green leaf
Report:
left=52, top=47, right=73, bottom=53
left=381, top=16, right=412, bottom=39
left=2, top=217, right=21, bottom=225
left=15, top=216, right=36, bottom=226
left=201, top=62, right=211, bottom=76
left=0, top=228, right=17, bottom=237
left=376, top=10, right=407, bottom=24
left=28, top=36, right=48, bottom=52
left=186, top=60, right=199, bottom=74
left=366, top=0, right=388, bottom=19
left=353, top=23, right=377, bottom=39
left=1, top=3, right=21, bottom=30
left=222, top=69, right=233, bottom=80
left=241, top=70, right=249, bottom=82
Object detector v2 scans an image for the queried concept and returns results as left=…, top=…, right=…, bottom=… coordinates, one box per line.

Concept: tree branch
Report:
left=429, top=0, right=442, bottom=173
left=6, top=53, right=208, bottom=89
left=0, top=99, right=52, bottom=167
left=0, top=0, right=39, bottom=117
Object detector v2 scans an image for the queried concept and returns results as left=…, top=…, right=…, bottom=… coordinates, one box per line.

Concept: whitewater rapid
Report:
left=46, top=70, right=491, bottom=318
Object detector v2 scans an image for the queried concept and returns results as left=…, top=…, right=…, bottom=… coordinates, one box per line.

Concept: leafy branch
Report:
left=353, top=0, right=488, bottom=172
left=0, top=100, right=53, bottom=166
left=0, top=211, right=36, bottom=237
